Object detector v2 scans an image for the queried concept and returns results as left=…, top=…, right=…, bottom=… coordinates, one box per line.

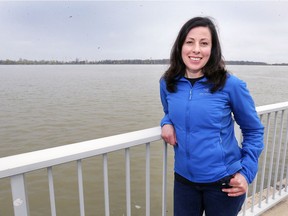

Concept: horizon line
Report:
left=0, top=59, right=287, bottom=65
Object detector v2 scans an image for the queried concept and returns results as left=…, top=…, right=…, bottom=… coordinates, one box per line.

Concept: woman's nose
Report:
left=192, top=43, right=200, bottom=53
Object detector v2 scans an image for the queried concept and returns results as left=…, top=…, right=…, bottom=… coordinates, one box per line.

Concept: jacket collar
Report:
left=179, top=76, right=208, bottom=83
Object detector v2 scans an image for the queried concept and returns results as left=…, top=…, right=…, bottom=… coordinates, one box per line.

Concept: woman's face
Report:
left=181, top=26, right=212, bottom=78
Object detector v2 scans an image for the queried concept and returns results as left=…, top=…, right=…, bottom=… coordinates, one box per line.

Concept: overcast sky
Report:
left=0, top=1, right=287, bottom=64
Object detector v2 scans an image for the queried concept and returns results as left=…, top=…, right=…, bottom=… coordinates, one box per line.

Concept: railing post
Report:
left=162, top=141, right=167, bottom=216
left=146, top=143, right=150, bottom=216
left=279, top=111, right=288, bottom=195
left=103, top=153, right=110, bottom=216
left=258, top=113, right=271, bottom=208
left=125, top=148, right=131, bottom=216
left=266, top=111, right=278, bottom=203
left=77, top=160, right=85, bottom=216
left=273, top=110, right=285, bottom=198
left=47, top=167, right=57, bottom=216
left=10, top=174, right=29, bottom=216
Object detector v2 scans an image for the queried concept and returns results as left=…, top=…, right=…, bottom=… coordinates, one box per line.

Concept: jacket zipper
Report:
left=186, top=84, right=193, bottom=158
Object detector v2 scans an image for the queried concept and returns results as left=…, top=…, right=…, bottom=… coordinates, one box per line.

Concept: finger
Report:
left=169, top=140, right=177, bottom=146
left=228, top=188, right=246, bottom=196
left=227, top=191, right=246, bottom=197
left=222, top=187, right=239, bottom=194
left=166, top=139, right=176, bottom=146
left=229, top=177, right=240, bottom=186
left=222, top=187, right=246, bottom=197
left=169, top=136, right=177, bottom=145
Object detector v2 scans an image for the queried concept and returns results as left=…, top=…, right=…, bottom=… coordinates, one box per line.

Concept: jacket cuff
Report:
left=160, top=115, right=172, bottom=127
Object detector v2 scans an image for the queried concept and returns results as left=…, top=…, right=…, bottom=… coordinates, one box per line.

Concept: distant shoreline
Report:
left=0, top=59, right=287, bottom=66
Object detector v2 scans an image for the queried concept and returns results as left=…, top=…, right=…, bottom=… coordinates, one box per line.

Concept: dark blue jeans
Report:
left=174, top=174, right=246, bottom=216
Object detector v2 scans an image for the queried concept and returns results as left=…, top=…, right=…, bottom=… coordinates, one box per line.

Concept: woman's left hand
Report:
left=222, top=173, right=248, bottom=197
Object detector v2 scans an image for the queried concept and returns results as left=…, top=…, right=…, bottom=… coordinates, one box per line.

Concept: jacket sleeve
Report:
left=228, top=76, right=264, bottom=184
left=160, top=79, right=173, bottom=127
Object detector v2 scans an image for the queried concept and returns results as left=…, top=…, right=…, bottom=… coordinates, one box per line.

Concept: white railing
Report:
left=241, top=101, right=288, bottom=216
left=0, top=102, right=288, bottom=216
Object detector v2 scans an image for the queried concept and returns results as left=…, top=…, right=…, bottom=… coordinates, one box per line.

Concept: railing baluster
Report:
left=259, top=113, right=271, bottom=208
left=77, top=160, right=85, bottom=216
left=125, top=148, right=131, bottom=216
left=146, top=143, right=150, bottom=216
left=273, top=110, right=285, bottom=198
left=162, top=141, right=168, bottom=216
left=266, top=111, right=278, bottom=203
left=286, top=165, right=288, bottom=193
left=241, top=188, right=249, bottom=216
left=103, top=153, right=110, bottom=216
left=48, top=167, right=57, bottom=216
left=250, top=174, right=258, bottom=213
left=279, top=110, right=288, bottom=195
left=10, top=174, right=29, bottom=216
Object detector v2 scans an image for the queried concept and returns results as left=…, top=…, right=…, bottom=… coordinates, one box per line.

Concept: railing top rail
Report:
left=0, top=126, right=162, bottom=179
left=256, top=101, right=288, bottom=115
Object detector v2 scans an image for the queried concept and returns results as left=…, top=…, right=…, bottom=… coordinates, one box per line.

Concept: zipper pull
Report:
left=189, top=89, right=192, bottom=100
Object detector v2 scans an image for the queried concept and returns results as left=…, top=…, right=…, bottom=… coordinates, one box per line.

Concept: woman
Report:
left=160, top=17, right=264, bottom=216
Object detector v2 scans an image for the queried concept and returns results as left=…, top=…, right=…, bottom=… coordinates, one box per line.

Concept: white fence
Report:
left=241, top=102, right=288, bottom=215
left=1, top=101, right=288, bottom=216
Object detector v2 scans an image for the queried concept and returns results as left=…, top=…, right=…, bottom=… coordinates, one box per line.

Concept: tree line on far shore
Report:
left=0, top=58, right=287, bottom=66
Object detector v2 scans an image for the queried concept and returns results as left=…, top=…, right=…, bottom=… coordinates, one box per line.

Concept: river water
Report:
left=0, top=65, right=287, bottom=215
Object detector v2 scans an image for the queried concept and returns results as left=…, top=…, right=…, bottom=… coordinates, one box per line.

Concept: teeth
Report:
left=190, top=57, right=201, bottom=61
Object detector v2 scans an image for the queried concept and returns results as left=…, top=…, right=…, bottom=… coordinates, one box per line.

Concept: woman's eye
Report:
left=201, top=42, right=209, bottom=46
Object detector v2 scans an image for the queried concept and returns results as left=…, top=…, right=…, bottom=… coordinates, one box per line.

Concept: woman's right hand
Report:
left=161, top=124, right=177, bottom=146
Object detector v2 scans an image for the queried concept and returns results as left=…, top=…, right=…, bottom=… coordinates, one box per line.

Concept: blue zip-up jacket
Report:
left=160, top=74, right=264, bottom=184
